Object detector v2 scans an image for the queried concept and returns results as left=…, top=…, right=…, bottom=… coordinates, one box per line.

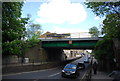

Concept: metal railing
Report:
left=81, top=64, right=92, bottom=81
left=85, top=68, right=92, bottom=81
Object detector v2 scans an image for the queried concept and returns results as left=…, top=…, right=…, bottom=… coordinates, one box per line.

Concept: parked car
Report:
left=61, top=63, right=80, bottom=78
left=81, top=53, right=85, bottom=57
left=84, top=58, right=89, bottom=63
left=78, top=62, right=85, bottom=69
left=88, top=54, right=91, bottom=59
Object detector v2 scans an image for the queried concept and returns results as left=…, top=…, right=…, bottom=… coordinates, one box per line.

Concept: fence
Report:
left=2, top=56, right=81, bottom=68
left=2, top=58, right=49, bottom=68
left=2, top=56, right=81, bottom=75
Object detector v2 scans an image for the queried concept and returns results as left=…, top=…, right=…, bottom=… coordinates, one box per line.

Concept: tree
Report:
left=25, top=14, right=42, bottom=40
left=85, top=2, right=120, bottom=39
left=95, top=38, right=114, bottom=61
left=85, top=1, right=120, bottom=70
left=26, top=23, right=42, bottom=47
left=89, top=26, right=100, bottom=37
left=94, top=38, right=115, bottom=71
left=23, top=14, right=42, bottom=48
left=26, top=23, right=42, bottom=39
left=85, top=2, right=120, bottom=17
left=2, top=2, right=28, bottom=56
left=2, top=2, right=28, bottom=42
left=102, top=13, right=120, bottom=40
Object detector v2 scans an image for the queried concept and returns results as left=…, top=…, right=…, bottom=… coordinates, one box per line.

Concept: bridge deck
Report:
left=40, top=37, right=102, bottom=49
left=39, top=37, right=101, bottom=41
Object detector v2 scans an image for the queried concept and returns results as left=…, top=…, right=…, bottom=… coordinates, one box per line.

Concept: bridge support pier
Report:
left=45, top=48, right=65, bottom=61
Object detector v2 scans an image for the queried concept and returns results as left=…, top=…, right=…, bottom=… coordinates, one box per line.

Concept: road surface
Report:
left=2, top=54, right=91, bottom=81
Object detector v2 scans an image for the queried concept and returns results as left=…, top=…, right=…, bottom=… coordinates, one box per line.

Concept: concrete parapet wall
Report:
left=2, top=42, right=66, bottom=64
left=2, top=57, right=81, bottom=75
left=25, top=44, right=48, bottom=63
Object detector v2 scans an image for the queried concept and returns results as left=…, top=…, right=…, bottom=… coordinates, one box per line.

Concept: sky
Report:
left=21, top=0, right=104, bottom=34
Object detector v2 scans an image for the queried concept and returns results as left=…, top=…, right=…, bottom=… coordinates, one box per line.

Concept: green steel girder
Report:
left=42, top=42, right=96, bottom=48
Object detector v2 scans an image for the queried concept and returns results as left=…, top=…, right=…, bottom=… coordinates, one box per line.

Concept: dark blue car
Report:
left=61, top=63, right=80, bottom=78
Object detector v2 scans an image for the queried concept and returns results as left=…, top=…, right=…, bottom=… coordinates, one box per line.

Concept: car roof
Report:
left=65, top=63, right=78, bottom=67
left=64, top=63, right=77, bottom=68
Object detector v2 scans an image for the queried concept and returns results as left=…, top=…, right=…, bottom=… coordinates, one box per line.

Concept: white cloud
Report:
left=36, top=0, right=87, bottom=24
left=94, top=16, right=100, bottom=20
left=46, top=26, right=88, bottom=34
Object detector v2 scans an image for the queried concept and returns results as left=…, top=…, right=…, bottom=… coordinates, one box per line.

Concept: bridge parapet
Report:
left=40, top=37, right=102, bottom=49
left=39, top=37, right=102, bottom=41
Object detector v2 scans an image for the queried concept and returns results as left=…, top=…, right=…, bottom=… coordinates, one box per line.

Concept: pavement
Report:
left=91, top=71, right=114, bottom=81
left=91, top=58, right=114, bottom=81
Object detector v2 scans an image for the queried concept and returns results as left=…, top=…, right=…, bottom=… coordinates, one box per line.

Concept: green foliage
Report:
left=2, top=2, right=42, bottom=57
left=94, top=38, right=114, bottom=61
left=25, top=14, right=42, bottom=39
left=85, top=2, right=120, bottom=40
left=89, top=26, right=100, bottom=37
left=25, top=20, right=42, bottom=48
left=24, top=15, right=42, bottom=48
left=26, top=33, right=41, bottom=48
left=2, top=40, right=24, bottom=56
left=103, top=13, right=120, bottom=40
left=2, top=2, right=28, bottom=42
left=85, top=2, right=120, bottom=17
left=85, top=1, right=120, bottom=58
left=2, top=2, right=28, bottom=56
left=85, top=1, right=119, bottom=70
left=26, top=23, right=41, bottom=39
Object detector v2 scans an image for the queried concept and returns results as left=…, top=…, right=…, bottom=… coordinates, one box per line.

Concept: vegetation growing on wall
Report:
left=85, top=1, right=120, bottom=70
left=2, top=2, right=41, bottom=57
left=94, top=38, right=114, bottom=61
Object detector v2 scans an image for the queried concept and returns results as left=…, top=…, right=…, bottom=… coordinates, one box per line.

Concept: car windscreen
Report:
left=64, top=64, right=77, bottom=69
